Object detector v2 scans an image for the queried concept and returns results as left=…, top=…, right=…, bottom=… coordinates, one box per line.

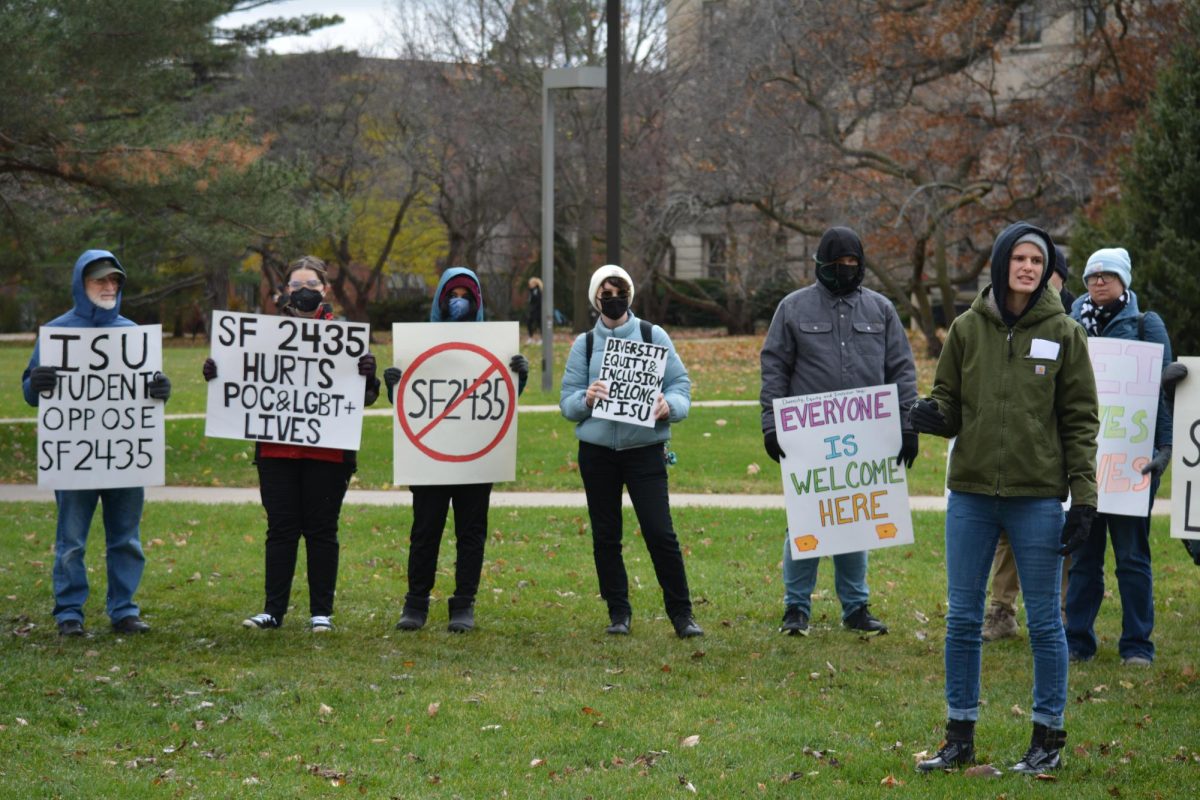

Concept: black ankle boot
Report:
left=917, top=719, right=976, bottom=772
left=395, top=595, right=430, bottom=631
left=1011, top=723, right=1066, bottom=774
left=447, top=596, right=475, bottom=633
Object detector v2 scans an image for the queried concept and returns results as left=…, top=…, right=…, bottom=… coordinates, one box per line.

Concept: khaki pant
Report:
left=987, top=532, right=1070, bottom=615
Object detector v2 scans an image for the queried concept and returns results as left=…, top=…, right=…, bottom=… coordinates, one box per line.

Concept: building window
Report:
left=702, top=234, right=727, bottom=281
left=1082, top=4, right=1106, bottom=37
left=1018, top=3, right=1042, bottom=45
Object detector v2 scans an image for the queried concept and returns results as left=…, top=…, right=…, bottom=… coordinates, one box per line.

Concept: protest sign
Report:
left=590, top=336, right=669, bottom=428
left=36, top=325, right=165, bottom=489
left=392, top=321, right=519, bottom=485
left=773, top=384, right=913, bottom=559
left=1088, top=337, right=1163, bottom=516
left=205, top=311, right=369, bottom=451
left=1171, top=356, right=1200, bottom=539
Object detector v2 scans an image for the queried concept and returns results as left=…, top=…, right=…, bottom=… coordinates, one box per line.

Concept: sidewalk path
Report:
left=0, top=483, right=1172, bottom=515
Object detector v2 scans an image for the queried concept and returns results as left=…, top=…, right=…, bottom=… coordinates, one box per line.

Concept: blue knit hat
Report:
left=1083, top=247, right=1132, bottom=290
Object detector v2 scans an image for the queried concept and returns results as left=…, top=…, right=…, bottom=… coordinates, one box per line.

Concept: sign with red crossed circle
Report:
left=392, top=321, right=520, bottom=485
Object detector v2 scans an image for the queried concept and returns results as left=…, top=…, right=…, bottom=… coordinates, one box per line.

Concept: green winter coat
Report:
left=930, top=284, right=1099, bottom=506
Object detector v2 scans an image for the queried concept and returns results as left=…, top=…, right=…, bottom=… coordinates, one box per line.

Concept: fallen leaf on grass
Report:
left=426, top=702, right=440, bottom=718
left=963, top=764, right=1003, bottom=778
left=879, top=774, right=903, bottom=786
left=661, top=664, right=671, bottom=673
left=746, top=463, right=760, bottom=476
left=1011, top=704, right=1025, bottom=717
left=679, top=775, right=697, bottom=792
left=1034, top=773, right=1057, bottom=781
left=581, top=707, right=600, bottom=716
left=318, top=704, right=333, bottom=716
left=530, top=758, right=546, bottom=767
left=680, top=735, right=700, bottom=748
left=480, top=724, right=501, bottom=731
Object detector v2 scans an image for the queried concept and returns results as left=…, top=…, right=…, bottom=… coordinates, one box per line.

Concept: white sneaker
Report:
left=310, top=615, right=334, bottom=632
left=243, top=613, right=280, bottom=629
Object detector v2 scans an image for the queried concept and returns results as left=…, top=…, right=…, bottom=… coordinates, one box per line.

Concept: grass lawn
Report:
left=0, top=339, right=1172, bottom=499
left=1, top=504, right=1198, bottom=798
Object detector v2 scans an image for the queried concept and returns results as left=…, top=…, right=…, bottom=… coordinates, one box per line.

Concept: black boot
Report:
left=447, top=596, right=475, bottom=633
left=395, top=595, right=429, bottom=631
left=916, top=719, right=976, bottom=772
left=1011, top=723, right=1066, bottom=774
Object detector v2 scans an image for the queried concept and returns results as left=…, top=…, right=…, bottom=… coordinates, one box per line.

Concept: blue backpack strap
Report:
left=585, top=330, right=594, bottom=364
left=640, top=319, right=653, bottom=343
left=1137, top=312, right=1146, bottom=342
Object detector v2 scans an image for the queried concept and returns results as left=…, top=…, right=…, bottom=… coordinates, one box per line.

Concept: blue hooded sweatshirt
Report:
left=431, top=267, right=485, bottom=323
left=23, top=250, right=135, bottom=407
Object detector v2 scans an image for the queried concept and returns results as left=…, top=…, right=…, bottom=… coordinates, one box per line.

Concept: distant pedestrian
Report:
left=526, top=276, right=543, bottom=344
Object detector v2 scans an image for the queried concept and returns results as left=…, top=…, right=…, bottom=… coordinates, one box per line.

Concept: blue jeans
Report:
left=1064, top=484, right=1156, bottom=661
left=945, top=492, right=1067, bottom=728
left=781, top=542, right=869, bottom=620
left=53, top=488, right=146, bottom=624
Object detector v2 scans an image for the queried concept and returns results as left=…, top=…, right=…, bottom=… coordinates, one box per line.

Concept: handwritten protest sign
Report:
left=1088, top=337, right=1163, bottom=516
left=36, top=325, right=165, bottom=489
left=591, top=336, right=669, bottom=428
left=392, top=321, right=519, bottom=485
left=205, top=311, right=369, bottom=450
left=1171, top=356, right=1200, bottom=539
left=773, top=384, right=913, bottom=559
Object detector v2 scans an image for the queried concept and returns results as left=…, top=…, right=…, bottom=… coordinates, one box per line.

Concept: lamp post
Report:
left=541, top=66, right=606, bottom=391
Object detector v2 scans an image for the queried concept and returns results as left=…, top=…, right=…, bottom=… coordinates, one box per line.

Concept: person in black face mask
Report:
left=559, top=264, right=702, bottom=639
left=201, top=255, right=380, bottom=633
left=759, top=225, right=918, bottom=638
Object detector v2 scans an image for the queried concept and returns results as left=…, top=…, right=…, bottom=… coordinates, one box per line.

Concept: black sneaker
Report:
left=606, top=614, right=631, bottom=635
left=780, top=606, right=810, bottom=636
left=58, top=619, right=85, bottom=637
left=672, top=615, right=704, bottom=639
left=843, top=605, right=888, bottom=635
left=242, top=613, right=280, bottom=630
left=1011, top=724, right=1065, bottom=774
left=112, top=615, right=150, bottom=634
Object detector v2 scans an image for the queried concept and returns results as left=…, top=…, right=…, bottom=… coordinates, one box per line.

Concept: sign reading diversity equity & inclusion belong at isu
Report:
left=392, top=321, right=519, bottom=485
left=591, top=336, right=669, bottom=428
left=36, top=325, right=166, bottom=490
left=773, top=384, right=913, bottom=560
left=205, top=311, right=369, bottom=451
left=1087, top=336, right=1163, bottom=517
left=1171, top=356, right=1200, bottom=539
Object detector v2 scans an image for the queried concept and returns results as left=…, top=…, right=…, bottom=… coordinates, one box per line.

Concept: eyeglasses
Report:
left=1084, top=272, right=1119, bottom=285
left=287, top=279, right=324, bottom=290
left=598, top=290, right=630, bottom=299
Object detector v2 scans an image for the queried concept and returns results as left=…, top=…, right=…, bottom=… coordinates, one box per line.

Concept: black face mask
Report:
left=816, top=262, right=864, bottom=296
left=288, top=288, right=323, bottom=313
left=599, top=296, right=629, bottom=320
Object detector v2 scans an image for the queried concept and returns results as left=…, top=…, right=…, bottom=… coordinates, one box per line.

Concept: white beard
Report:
left=91, top=296, right=117, bottom=310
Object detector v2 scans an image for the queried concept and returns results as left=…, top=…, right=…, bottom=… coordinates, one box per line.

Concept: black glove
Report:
left=359, top=353, right=378, bottom=379
left=146, top=371, right=171, bottom=401
left=202, top=358, right=217, bottom=382
left=909, top=398, right=948, bottom=435
left=509, top=354, right=529, bottom=377
left=29, top=366, right=59, bottom=394
left=896, top=431, right=919, bottom=469
left=763, top=431, right=786, bottom=463
left=1183, top=538, right=1200, bottom=567
left=1059, top=504, right=1097, bottom=557
left=1162, top=361, right=1188, bottom=389
left=383, top=366, right=402, bottom=404
left=1140, top=445, right=1171, bottom=479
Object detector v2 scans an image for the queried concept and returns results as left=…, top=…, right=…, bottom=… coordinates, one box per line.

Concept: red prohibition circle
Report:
left=396, top=341, right=516, bottom=462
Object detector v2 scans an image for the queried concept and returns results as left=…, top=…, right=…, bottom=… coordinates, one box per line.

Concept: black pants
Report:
left=257, top=457, right=353, bottom=619
left=406, top=483, right=493, bottom=609
left=526, top=307, right=541, bottom=338
left=577, top=441, right=692, bottom=620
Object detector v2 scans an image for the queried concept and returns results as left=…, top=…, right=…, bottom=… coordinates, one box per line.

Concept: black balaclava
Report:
left=989, top=221, right=1055, bottom=327
left=814, top=226, right=866, bottom=296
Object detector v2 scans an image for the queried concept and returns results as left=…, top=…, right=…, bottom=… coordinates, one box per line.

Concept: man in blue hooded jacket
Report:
left=22, top=250, right=172, bottom=637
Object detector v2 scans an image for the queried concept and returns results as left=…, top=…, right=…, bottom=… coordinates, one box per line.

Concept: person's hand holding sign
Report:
left=585, top=379, right=608, bottom=409
left=29, top=366, right=59, bottom=394
left=147, top=371, right=172, bottom=402
left=654, top=392, right=670, bottom=421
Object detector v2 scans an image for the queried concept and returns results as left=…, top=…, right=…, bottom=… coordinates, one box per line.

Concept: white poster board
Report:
left=36, top=325, right=165, bottom=489
left=205, top=311, right=369, bottom=450
left=773, top=384, right=913, bottom=559
left=392, top=321, right=519, bottom=485
left=1088, top=337, right=1163, bottom=516
left=1170, top=356, right=1200, bottom=539
left=590, top=336, right=669, bottom=428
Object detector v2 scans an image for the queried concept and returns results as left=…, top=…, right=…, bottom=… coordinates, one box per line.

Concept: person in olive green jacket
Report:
left=909, top=222, right=1099, bottom=776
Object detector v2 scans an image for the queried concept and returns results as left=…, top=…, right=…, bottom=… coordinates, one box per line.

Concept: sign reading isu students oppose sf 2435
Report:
left=392, top=321, right=519, bottom=486
left=204, top=311, right=369, bottom=451
left=36, top=324, right=166, bottom=490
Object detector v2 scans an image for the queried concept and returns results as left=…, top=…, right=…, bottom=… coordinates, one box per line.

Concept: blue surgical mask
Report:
left=448, top=296, right=471, bottom=320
